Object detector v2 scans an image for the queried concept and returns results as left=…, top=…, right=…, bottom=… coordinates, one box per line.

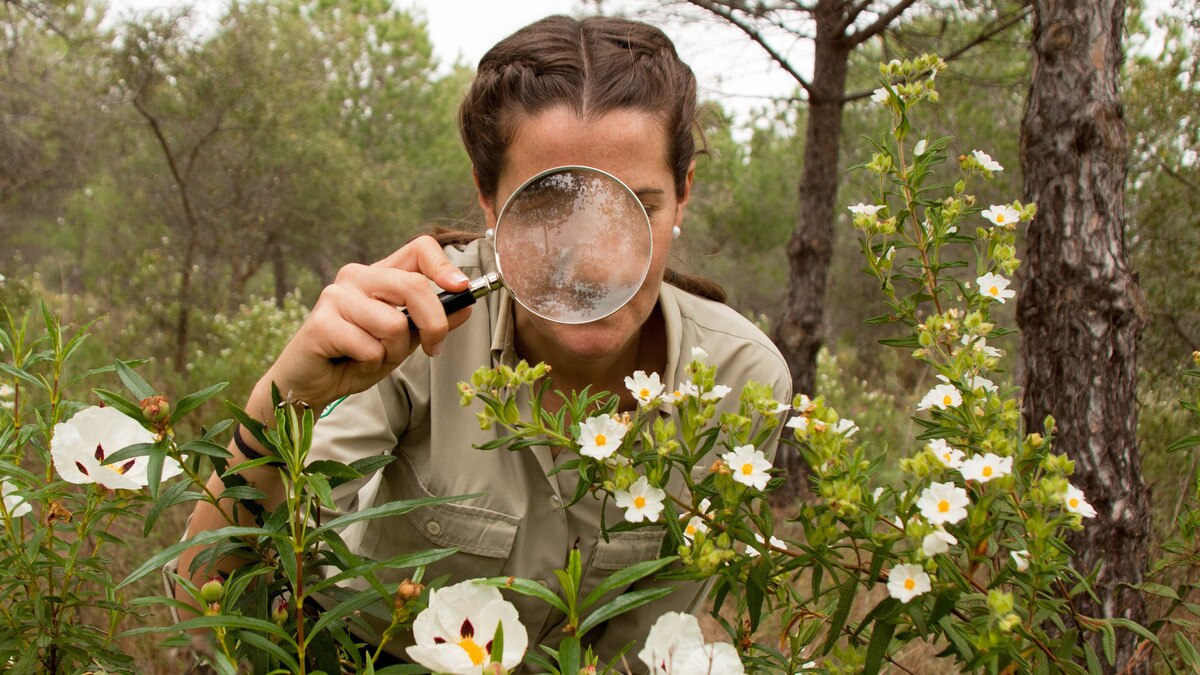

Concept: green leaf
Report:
left=576, top=586, right=674, bottom=637
left=306, top=459, right=363, bottom=480
left=1165, top=434, right=1200, bottom=453
left=1101, top=622, right=1116, bottom=665
left=143, top=480, right=203, bottom=537
left=118, top=526, right=276, bottom=589
left=309, top=473, right=335, bottom=509
left=820, top=574, right=858, bottom=655
left=121, top=614, right=294, bottom=644
left=169, top=382, right=229, bottom=425
left=490, top=619, right=505, bottom=664
left=482, top=577, right=570, bottom=616
left=307, top=493, right=479, bottom=540
left=862, top=620, right=896, bottom=674
left=115, top=360, right=156, bottom=400
left=238, top=631, right=302, bottom=673
left=218, top=485, right=269, bottom=502
left=746, top=558, right=770, bottom=632
left=557, top=636, right=581, bottom=674
left=581, top=557, right=677, bottom=610
left=0, top=363, right=45, bottom=390
left=878, top=335, right=921, bottom=348
left=1108, top=617, right=1158, bottom=646
left=92, top=388, right=145, bottom=421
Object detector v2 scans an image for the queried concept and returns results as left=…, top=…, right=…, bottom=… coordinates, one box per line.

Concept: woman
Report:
left=176, top=14, right=791, bottom=669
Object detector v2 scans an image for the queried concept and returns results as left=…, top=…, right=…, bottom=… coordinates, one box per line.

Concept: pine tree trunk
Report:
left=1017, top=1, right=1150, bottom=670
left=771, top=1, right=850, bottom=502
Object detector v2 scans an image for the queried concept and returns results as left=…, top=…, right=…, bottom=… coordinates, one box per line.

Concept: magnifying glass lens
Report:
left=495, top=167, right=652, bottom=324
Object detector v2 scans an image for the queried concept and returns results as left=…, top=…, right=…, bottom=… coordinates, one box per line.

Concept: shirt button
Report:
left=425, top=520, right=442, bottom=536
left=550, top=495, right=563, bottom=509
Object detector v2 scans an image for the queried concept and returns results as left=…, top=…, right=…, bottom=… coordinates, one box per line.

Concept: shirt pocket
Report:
left=579, top=529, right=667, bottom=603
left=364, top=453, right=521, bottom=584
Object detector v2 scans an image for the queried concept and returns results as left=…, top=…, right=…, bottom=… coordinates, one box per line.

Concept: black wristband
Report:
left=233, top=424, right=266, bottom=460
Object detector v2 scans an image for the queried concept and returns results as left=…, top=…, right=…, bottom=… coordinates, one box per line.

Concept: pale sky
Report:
left=100, top=0, right=806, bottom=126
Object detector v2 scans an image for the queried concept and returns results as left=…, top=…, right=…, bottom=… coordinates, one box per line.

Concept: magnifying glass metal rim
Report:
left=490, top=164, right=653, bottom=325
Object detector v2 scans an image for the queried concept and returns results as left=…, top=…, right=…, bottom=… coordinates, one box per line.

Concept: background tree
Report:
left=1017, top=1, right=1151, bottom=670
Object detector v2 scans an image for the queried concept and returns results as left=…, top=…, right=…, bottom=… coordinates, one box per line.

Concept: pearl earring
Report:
left=485, top=228, right=495, bottom=240
left=672, top=226, right=681, bottom=239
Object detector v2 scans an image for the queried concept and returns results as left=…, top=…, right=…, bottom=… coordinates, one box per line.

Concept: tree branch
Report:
left=684, top=0, right=815, bottom=98
left=939, top=4, right=1033, bottom=63
left=839, top=0, right=878, bottom=33
left=846, top=0, right=921, bottom=47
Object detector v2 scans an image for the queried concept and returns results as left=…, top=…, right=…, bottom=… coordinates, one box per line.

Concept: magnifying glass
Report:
left=413, top=165, right=653, bottom=325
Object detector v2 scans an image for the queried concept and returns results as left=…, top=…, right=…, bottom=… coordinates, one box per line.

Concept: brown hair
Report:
left=455, top=15, right=725, bottom=303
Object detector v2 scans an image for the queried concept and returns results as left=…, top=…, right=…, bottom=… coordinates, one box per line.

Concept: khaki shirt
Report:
left=186, top=239, right=790, bottom=671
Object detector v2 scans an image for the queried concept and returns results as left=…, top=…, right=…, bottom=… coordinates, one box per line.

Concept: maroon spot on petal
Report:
left=433, top=637, right=446, bottom=644
left=95, top=443, right=106, bottom=461
left=486, top=639, right=493, bottom=653
left=75, top=462, right=89, bottom=476
left=461, top=618, right=474, bottom=638
left=118, top=459, right=135, bottom=475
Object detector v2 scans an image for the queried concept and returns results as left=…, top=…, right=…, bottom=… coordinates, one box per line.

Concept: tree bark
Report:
left=1017, top=1, right=1150, bottom=670
left=771, top=1, right=850, bottom=502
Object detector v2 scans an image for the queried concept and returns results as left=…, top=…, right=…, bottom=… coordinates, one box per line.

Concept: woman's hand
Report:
left=255, top=236, right=473, bottom=413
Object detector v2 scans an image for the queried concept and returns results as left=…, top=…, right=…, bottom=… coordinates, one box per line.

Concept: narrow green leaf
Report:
left=306, top=459, right=363, bottom=480
left=557, top=636, right=581, bottom=674
left=862, top=620, right=896, bottom=674
left=118, top=526, right=275, bottom=589
left=576, top=587, right=674, bottom=637
left=92, top=389, right=145, bottom=421
left=0, top=363, right=47, bottom=390
left=169, top=382, right=229, bottom=425
left=482, top=577, right=570, bottom=616
left=238, top=630, right=302, bottom=673
left=115, top=360, right=156, bottom=400
left=820, top=574, right=858, bottom=655
left=308, top=493, right=479, bottom=540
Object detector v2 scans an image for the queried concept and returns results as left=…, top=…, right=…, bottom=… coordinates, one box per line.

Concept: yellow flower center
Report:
left=1069, top=497, right=1079, bottom=508
left=458, top=637, right=486, bottom=666
left=982, top=466, right=993, bottom=477
left=938, top=500, right=950, bottom=513
left=595, top=434, right=607, bottom=446
left=686, top=524, right=696, bottom=535
left=942, top=395, right=954, bottom=406
left=989, top=285, right=999, bottom=296
left=942, top=453, right=953, bottom=462
left=640, top=388, right=650, bottom=398
left=634, top=496, right=646, bottom=508
left=741, top=463, right=754, bottom=475
left=904, top=578, right=915, bottom=591
left=996, top=214, right=1005, bottom=223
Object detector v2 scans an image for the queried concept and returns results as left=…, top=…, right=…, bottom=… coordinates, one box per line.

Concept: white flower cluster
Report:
left=49, top=406, right=182, bottom=490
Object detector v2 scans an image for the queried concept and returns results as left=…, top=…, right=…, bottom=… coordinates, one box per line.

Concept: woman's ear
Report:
left=674, top=160, right=697, bottom=229
left=474, top=171, right=499, bottom=226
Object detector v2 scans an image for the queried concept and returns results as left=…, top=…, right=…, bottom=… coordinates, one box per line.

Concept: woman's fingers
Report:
left=334, top=265, right=454, bottom=357
left=377, top=235, right=471, bottom=293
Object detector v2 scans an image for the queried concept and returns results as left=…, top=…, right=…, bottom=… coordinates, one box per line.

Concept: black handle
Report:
left=328, top=289, right=479, bottom=365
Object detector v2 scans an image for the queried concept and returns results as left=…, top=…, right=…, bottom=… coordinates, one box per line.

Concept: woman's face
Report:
left=477, top=106, right=693, bottom=363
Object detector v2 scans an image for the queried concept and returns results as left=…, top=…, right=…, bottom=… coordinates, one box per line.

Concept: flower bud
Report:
left=999, top=613, right=1021, bottom=633
left=987, top=589, right=1014, bottom=617
left=272, top=599, right=289, bottom=625
left=1193, top=350, right=1200, bottom=367
left=397, top=579, right=423, bottom=602
left=140, top=395, right=170, bottom=422
left=199, top=577, right=224, bottom=604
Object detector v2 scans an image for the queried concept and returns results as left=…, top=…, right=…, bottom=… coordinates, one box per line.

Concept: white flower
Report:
left=785, top=415, right=809, bottom=431
left=2, top=479, right=31, bottom=519
left=624, top=371, right=664, bottom=406
left=406, top=580, right=528, bottom=673
left=1011, top=549, right=1030, bottom=572
left=833, top=418, right=858, bottom=437
left=665, top=381, right=699, bottom=405
left=872, top=87, right=890, bottom=103
left=615, top=476, right=666, bottom=523
left=969, top=376, right=998, bottom=393
left=690, top=346, right=709, bottom=363
left=962, top=335, right=1003, bottom=359
left=50, top=406, right=182, bottom=490
left=971, top=149, right=1004, bottom=172
left=746, top=531, right=787, bottom=558
left=922, top=527, right=957, bottom=556
left=680, top=642, right=744, bottom=674
left=959, top=453, right=1013, bottom=483
left=917, top=384, right=963, bottom=411
left=683, top=499, right=712, bottom=541
left=913, top=139, right=928, bottom=156
left=795, top=394, right=815, bottom=412
left=872, top=486, right=885, bottom=502
left=982, top=204, right=1020, bottom=226
left=576, top=414, right=627, bottom=460
left=977, top=273, right=1016, bottom=303
left=722, top=445, right=772, bottom=491
left=701, top=384, right=732, bottom=402
left=848, top=203, right=885, bottom=216
left=887, top=563, right=931, bottom=603
left=928, top=439, right=965, bottom=468
left=1063, top=484, right=1097, bottom=518
left=766, top=401, right=790, bottom=415
left=639, top=612, right=746, bottom=674
left=916, top=481, right=970, bottom=525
